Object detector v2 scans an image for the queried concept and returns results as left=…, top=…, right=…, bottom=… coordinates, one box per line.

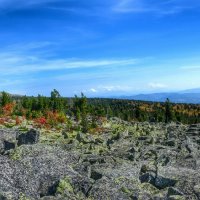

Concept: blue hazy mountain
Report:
left=118, top=88, right=200, bottom=104
left=180, top=88, right=200, bottom=94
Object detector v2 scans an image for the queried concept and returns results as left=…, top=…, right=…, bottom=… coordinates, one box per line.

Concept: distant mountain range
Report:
left=1, top=89, right=200, bottom=104
left=118, top=88, right=200, bottom=104
left=180, top=88, right=200, bottom=94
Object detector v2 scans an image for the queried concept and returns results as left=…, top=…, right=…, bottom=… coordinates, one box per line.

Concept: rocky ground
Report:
left=0, top=118, right=200, bottom=200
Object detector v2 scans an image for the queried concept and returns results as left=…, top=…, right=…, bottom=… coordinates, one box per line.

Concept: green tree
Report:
left=50, top=89, right=63, bottom=111
left=165, top=98, right=173, bottom=123
left=51, top=89, right=61, bottom=99
left=73, top=93, right=88, bottom=133
left=135, top=105, right=141, bottom=120
left=1, top=91, right=11, bottom=107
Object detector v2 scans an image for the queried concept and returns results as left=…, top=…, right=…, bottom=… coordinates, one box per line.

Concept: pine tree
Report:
left=50, top=89, right=63, bottom=111
left=165, top=98, right=173, bottom=123
left=1, top=91, right=11, bottom=107
left=73, top=93, right=88, bottom=133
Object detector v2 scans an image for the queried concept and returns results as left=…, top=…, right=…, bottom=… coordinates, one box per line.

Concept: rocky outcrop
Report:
left=0, top=121, right=200, bottom=199
left=17, top=129, right=40, bottom=146
left=0, top=128, right=40, bottom=155
left=0, top=129, right=18, bottom=154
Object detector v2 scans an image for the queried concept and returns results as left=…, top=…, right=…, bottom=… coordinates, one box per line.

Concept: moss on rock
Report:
left=56, top=177, right=74, bottom=194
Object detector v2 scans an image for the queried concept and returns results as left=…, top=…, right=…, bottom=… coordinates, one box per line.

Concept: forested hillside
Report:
left=1, top=90, right=200, bottom=129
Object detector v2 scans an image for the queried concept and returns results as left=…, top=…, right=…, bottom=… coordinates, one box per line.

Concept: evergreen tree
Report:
left=51, top=89, right=61, bottom=99
left=165, top=98, right=173, bottom=123
left=73, top=93, right=88, bottom=133
left=50, top=89, right=63, bottom=111
left=135, top=105, right=141, bottom=120
left=1, top=91, right=11, bottom=107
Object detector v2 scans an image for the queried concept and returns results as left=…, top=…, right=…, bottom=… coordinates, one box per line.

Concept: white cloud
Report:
left=0, top=0, right=56, bottom=10
left=113, top=0, right=151, bottom=13
left=84, top=85, right=134, bottom=94
left=0, top=0, right=199, bottom=17
left=7, top=41, right=56, bottom=51
left=148, top=82, right=168, bottom=89
left=99, top=85, right=128, bottom=92
left=0, top=50, right=139, bottom=75
left=90, top=88, right=98, bottom=93
left=112, top=0, right=200, bottom=15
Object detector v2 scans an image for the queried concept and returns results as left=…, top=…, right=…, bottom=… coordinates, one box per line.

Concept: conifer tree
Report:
left=165, top=98, right=173, bottom=123
left=73, top=93, right=88, bottom=133
left=1, top=91, right=11, bottom=107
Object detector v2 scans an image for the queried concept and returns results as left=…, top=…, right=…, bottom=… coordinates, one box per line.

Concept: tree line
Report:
left=1, top=90, right=200, bottom=129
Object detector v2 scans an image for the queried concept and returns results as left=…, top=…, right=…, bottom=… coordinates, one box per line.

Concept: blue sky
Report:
left=1, top=0, right=200, bottom=97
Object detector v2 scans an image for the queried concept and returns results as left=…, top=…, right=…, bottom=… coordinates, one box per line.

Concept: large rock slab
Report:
left=0, top=129, right=18, bottom=154
left=0, top=122, right=199, bottom=199
left=17, top=129, right=40, bottom=146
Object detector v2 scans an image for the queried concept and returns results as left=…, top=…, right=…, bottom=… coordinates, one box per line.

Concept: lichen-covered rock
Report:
left=0, top=129, right=18, bottom=154
left=0, top=143, right=82, bottom=199
left=17, top=129, right=40, bottom=146
left=167, top=187, right=183, bottom=197
left=88, top=176, right=130, bottom=200
left=155, top=176, right=177, bottom=189
left=194, top=184, right=200, bottom=198
left=0, top=121, right=199, bottom=199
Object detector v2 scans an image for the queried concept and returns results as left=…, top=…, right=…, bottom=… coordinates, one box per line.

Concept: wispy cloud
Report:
left=148, top=82, right=168, bottom=89
left=89, top=88, right=98, bottom=93
left=0, top=0, right=199, bottom=19
left=112, top=0, right=200, bottom=15
left=82, top=85, right=134, bottom=95
left=7, top=41, right=56, bottom=51
left=0, top=0, right=112, bottom=17
left=0, top=0, right=56, bottom=10
left=113, top=0, right=151, bottom=13
left=1, top=0, right=197, bottom=18
left=0, top=46, right=139, bottom=75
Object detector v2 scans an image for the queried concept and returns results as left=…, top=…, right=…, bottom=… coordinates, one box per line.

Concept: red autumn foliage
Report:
left=0, top=118, right=6, bottom=125
left=2, top=103, right=15, bottom=116
left=46, top=111, right=67, bottom=125
left=34, top=117, right=47, bottom=127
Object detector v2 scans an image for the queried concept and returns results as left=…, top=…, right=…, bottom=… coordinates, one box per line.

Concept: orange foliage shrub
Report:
left=2, top=103, right=15, bottom=116
left=0, top=118, right=6, bottom=125
left=34, top=117, right=47, bottom=127
left=15, top=117, right=22, bottom=125
left=33, top=111, right=67, bottom=128
left=46, top=111, right=67, bottom=125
